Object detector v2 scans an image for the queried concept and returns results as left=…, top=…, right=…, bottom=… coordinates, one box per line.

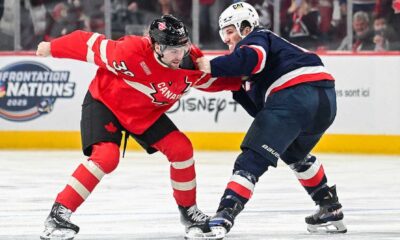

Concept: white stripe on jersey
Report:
left=230, top=174, right=255, bottom=192
left=68, top=177, right=90, bottom=199
left=83, top=160, right=105, bottom=181
left=195, top=77, right=218, bottom=89
left=171, top=178, right=196, bottom=191
left=123, top=78, right=156, bottom=98
left=293, top=159, right=322, bottom=180
left=86, top=32, right=100, bottom=63
left=247, top=45, right=266, bottom=74
left=171, top=158, right=194, bottom=170
left=264, top=66, right=329, bottom=100
left=100, top=40, right=117, bottom=75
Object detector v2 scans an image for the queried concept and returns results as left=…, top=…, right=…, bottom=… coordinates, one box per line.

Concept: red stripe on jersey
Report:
left=241, top=45, right=265, bottom=74
left=271, top=72, right=334, bottom=94
left=170, top=164, right=196, bottom=182
left=299, top=165, right=326, bottom=187
left=249, top=47, right=264, bottom=74
left=55, top=185, right=84, bottom=212
left=227, top=181, right=252, bottom=199
left=72, top=164, right=100, bottom=192
left=174, top=188, right=196, bottom=207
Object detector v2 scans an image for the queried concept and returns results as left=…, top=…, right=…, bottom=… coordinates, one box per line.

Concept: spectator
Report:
left=318, top=0, right=334, bottom=44
left=389, top=0, right=400, bottom=49
left=45, top=2, right=84, bottom=41
left=284, top=0, right=321, bottom=50
left=338, top=11, right=374, bottom=51
left=372, top=15, right=396, bottom=51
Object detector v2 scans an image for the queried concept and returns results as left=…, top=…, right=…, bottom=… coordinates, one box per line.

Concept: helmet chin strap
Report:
left=155, top=46, right=169, bottom=66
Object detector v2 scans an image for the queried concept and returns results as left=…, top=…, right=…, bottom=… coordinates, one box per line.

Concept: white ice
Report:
left=0, top=151, right=399, bottom=239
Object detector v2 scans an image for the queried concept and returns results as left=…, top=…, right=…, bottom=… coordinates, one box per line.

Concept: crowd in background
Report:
left=0, top=0, right=399, bottom=51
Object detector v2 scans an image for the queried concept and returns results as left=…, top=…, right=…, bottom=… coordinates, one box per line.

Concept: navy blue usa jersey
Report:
left=210, top=27, right=335, bottom=117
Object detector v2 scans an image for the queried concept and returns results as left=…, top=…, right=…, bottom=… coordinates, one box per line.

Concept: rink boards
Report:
left=0, top=52, right=400, bottom=154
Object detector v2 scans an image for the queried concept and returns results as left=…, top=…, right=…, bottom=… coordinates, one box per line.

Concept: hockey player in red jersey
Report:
left=36, top=15, right=241, bottom=240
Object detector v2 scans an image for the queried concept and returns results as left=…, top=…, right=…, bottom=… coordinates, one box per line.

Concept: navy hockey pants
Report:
left=235, top=84, right=337, bottom=179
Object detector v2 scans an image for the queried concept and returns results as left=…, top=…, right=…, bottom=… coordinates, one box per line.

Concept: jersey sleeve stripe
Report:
left=86, top=32, right=100, bottom=63
left=195, top=77, right=218, bottom=89
left=100, top=40, right=117, bottom=75
left=243, top=45, right=267, bottom=74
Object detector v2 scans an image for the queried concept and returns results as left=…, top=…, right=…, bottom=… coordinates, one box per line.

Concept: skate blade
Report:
left=184, top=226, right=226, bottom=240
left=40, top=228, right=76, bottom=240
left=307, top=220, right=347, bottom=234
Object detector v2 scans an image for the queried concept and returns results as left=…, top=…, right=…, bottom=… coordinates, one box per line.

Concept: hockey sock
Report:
left=56, top=142, right=120, bottom=211
left=152, top=131, right=196, bottom=207
left=218, top=170, right=257, bottom=210
left=289, top=155, right=329, bottom=202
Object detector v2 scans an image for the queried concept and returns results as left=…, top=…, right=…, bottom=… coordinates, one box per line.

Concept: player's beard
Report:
left=167, top=59, right=181, bottom=69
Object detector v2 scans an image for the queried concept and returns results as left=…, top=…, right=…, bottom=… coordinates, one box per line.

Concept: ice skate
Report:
left=185, top=198, right=243, bottom=240
left=40, top=203, right=80, bottom=240
left=306, top=185, right=347, bottom=234
left=179, top=205, right=210, bottom=231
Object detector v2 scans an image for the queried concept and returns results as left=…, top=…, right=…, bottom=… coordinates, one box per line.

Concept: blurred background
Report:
left=1, top=0, right=400, bottom=51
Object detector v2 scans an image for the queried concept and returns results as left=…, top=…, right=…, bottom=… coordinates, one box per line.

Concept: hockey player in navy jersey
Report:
left=190, top=2, right=347, bottom=239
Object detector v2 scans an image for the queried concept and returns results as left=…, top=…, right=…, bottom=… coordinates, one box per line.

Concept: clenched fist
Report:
left=36, top=41, right=52, bottom=57
left=196, top=57, right=211, bottom=74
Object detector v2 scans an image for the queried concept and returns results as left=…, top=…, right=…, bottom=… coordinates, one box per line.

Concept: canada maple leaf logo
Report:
left=104, top=122, right=117, bottom=133
left=158, top=22, right=167, bottom=31
left=149, top=76, right=191, bottom=105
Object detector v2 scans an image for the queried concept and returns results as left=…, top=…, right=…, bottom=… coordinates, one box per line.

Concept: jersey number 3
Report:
left=113, top=61, right=135, bottom=77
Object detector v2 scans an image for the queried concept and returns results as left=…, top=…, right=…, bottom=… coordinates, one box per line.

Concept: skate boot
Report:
left=40, top=203, right=80, bottom=240
left=306, top=185, right=347, bottom=234
left=179, top=205, right=210, bottom=230
left=185, top=197, right=244, bottom=240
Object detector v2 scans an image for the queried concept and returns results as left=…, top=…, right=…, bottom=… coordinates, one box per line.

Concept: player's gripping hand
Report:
left=196, top=57, right=211, bottom=74
left=36, top=41, right=52, bottom=57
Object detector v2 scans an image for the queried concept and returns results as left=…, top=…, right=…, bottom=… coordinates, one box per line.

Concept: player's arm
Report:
left=198, top=43, right=267, bottom=77
left=189, top=45, right=242, bottom=92
left=193, top=73, right=243, bottom=92
left=36, top=30, right=135, bottom=76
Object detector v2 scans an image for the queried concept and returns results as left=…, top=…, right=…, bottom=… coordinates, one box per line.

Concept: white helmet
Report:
left=218, top=1, right=260, bottom=40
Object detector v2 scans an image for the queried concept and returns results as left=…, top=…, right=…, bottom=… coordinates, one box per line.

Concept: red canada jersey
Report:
left=50, top=30, right=241, bottom=134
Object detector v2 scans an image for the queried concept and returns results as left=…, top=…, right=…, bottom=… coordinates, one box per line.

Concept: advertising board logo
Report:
left=0, top=61, right=75, bottom=121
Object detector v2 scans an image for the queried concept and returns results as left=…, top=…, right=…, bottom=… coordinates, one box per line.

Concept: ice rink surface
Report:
left=0, top=150, right=399, bottom=240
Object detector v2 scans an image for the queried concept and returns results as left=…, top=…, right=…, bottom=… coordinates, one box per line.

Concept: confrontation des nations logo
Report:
left=0, top=61, right=75, bottom=121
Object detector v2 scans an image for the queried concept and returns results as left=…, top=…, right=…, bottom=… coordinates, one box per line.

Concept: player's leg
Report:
left=281, top=86, right=346, bottom=233
left=41, top=92, right=123, bottom=240
left=151, top=130, right=209, bottom=228
left=186, top=88, right=305, bottom=239
left=130, top=114, right=209, bottom=230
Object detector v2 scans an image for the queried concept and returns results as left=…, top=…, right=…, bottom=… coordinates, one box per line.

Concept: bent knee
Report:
left=89, top=142, right=120, bottom=174
left=153, top=131, right=193, bottom=162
